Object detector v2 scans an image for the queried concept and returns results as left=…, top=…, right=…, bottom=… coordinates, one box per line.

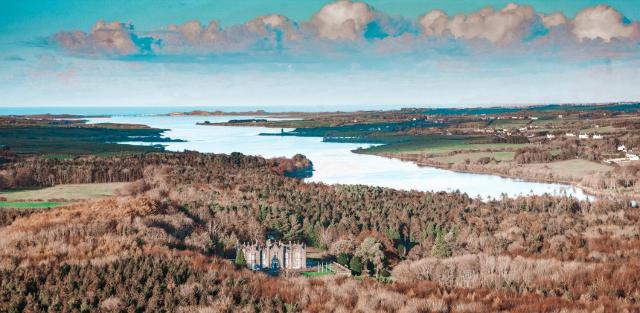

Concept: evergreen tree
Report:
left=349, top=256, right=363, bottom=276
left=431, top=231, right=451, bottom=258
left=235, top=249, right=247, bottom=267
left=283, top=214, right=303, bottom=242
left=337, top=253, right=350, bottom=266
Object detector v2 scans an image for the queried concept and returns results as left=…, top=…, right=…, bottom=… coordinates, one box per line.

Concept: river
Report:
left=88, top=115, right=591, bottom=200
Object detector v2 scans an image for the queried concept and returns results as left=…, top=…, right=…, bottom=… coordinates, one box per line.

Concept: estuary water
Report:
left=88, top=115, right=591, bottom=200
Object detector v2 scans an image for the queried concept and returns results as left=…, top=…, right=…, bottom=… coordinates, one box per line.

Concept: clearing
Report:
left=523, top=159, right=612, bottom=180
left=1, top=182, right=129, bottom=202
left=431, top=151, right=515, bottom=164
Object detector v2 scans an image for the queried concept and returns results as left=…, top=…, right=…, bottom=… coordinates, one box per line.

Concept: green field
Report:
left=1, top=183, right=128, bottom=202
left=491, top=119, right=529, bottom=129
left=0, top=201, right=64, bottom=209
left=523, top=159, right=612, bottom=179
left=580, top=126, right=624, bottom=134
left=360, top=136, right=529, bottom=155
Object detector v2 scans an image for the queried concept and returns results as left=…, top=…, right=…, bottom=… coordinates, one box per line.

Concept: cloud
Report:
left=419, top=10, right=449, bottom=37
left=309, top=0, right=376, bottom=40
left=48, top=1, right=639, bottom=59
left=246, top=14, right=298, bottom=40
left=417, top=3, right=640, bottom=46
left=572, top=5, right=640, bottom=42
left=419, top=4, right=544, bottom=44
left=52, top=20, right=156, bottom=55
left=165, top=20, right=220, bottom=45
left=540, top=12, right=567, bottom=28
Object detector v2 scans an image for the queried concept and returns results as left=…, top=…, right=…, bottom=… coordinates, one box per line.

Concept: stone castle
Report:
left=239, top=240, right=306, bottom=271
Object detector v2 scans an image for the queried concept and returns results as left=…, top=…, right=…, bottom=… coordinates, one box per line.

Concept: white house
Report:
left=546, top=134, right=556, bottom=139
left=579, top=134, right=589, bottom=140
left=618, top=145, right=627, bottom=151
left=592, top=134, right=604, bottom=140
left=627, top=153, right=639, bottom=161
left=566, top=133, right=576, bottom=137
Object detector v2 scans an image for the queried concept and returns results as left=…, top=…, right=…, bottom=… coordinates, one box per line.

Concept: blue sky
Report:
left=1, top=0, right=639, bottom=107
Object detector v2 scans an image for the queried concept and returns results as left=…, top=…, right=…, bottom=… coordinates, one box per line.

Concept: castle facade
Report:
left=239, top=240, right=306, bottom=271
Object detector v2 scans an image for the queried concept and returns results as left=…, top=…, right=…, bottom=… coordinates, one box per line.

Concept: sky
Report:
left=1, top=0, right=639, bottom=108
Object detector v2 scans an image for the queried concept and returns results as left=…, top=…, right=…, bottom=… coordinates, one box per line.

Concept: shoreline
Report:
left=366, top=151, right=636, bottom=199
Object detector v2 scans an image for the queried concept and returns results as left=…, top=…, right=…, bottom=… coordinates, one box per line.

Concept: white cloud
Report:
left=572, top=5, right=640, bottom=42
left=50, top=2, right=640, bottom=57
left=419, top=3, right=539, bottom=44
left=166, top=20, right=220, bottom=45
left=310, top=0, right=375, bottom=40
left=540, top=12, right=567, bottom=28
left=419, top=10, right=448, bottom=37
left=53, top=20, right=138, bottom=55
left=246, top=14, right=298, bottom=40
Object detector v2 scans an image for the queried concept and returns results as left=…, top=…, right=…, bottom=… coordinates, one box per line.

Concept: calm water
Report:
left=0, top=105, right=413, bottom=116
left=87, top=115, right=591, bottom=200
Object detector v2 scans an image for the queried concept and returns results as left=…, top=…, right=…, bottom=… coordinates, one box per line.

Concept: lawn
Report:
left=1, top=183, right=128, bottom=202
left=0, top=201, right=64, bottom=209
left=301, top=271, right=335, bottom=277
left=301, top=267, right=336, bottom=277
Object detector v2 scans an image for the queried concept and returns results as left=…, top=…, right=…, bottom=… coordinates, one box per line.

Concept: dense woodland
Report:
left=1, top=151, right=639, bottom=311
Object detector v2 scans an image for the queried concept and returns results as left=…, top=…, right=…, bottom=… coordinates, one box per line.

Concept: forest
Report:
left=1, top=149, right=639, bottom=312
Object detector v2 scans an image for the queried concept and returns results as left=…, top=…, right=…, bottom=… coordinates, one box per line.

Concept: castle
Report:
left=239, top=240, right=306, bottom=272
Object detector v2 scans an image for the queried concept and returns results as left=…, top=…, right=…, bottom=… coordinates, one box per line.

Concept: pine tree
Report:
left=235, top=249, right=247, bottom=267
left=337, top=253, right=350, bottom=266
left=431, top=231, right=451, bottom=258
left=283, top=214, right=303, bottom=242
left=349, top=256, right=363, bottom=275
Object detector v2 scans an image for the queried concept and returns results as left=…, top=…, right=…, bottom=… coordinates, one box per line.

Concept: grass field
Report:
left=491, top=119, right=529, bottom=129
left=362, top=136, right=529, bottom=155
left=0, top=183, right=128, bottom=202
left=0, top=201, right=64, bottom=209
left=531, top=117, right=575, bottom=126
left=523, top=159, right=612, bottom=179
left=580, top=126, right=624, bottom=134
left=431, top=151, right=515, bottom=164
